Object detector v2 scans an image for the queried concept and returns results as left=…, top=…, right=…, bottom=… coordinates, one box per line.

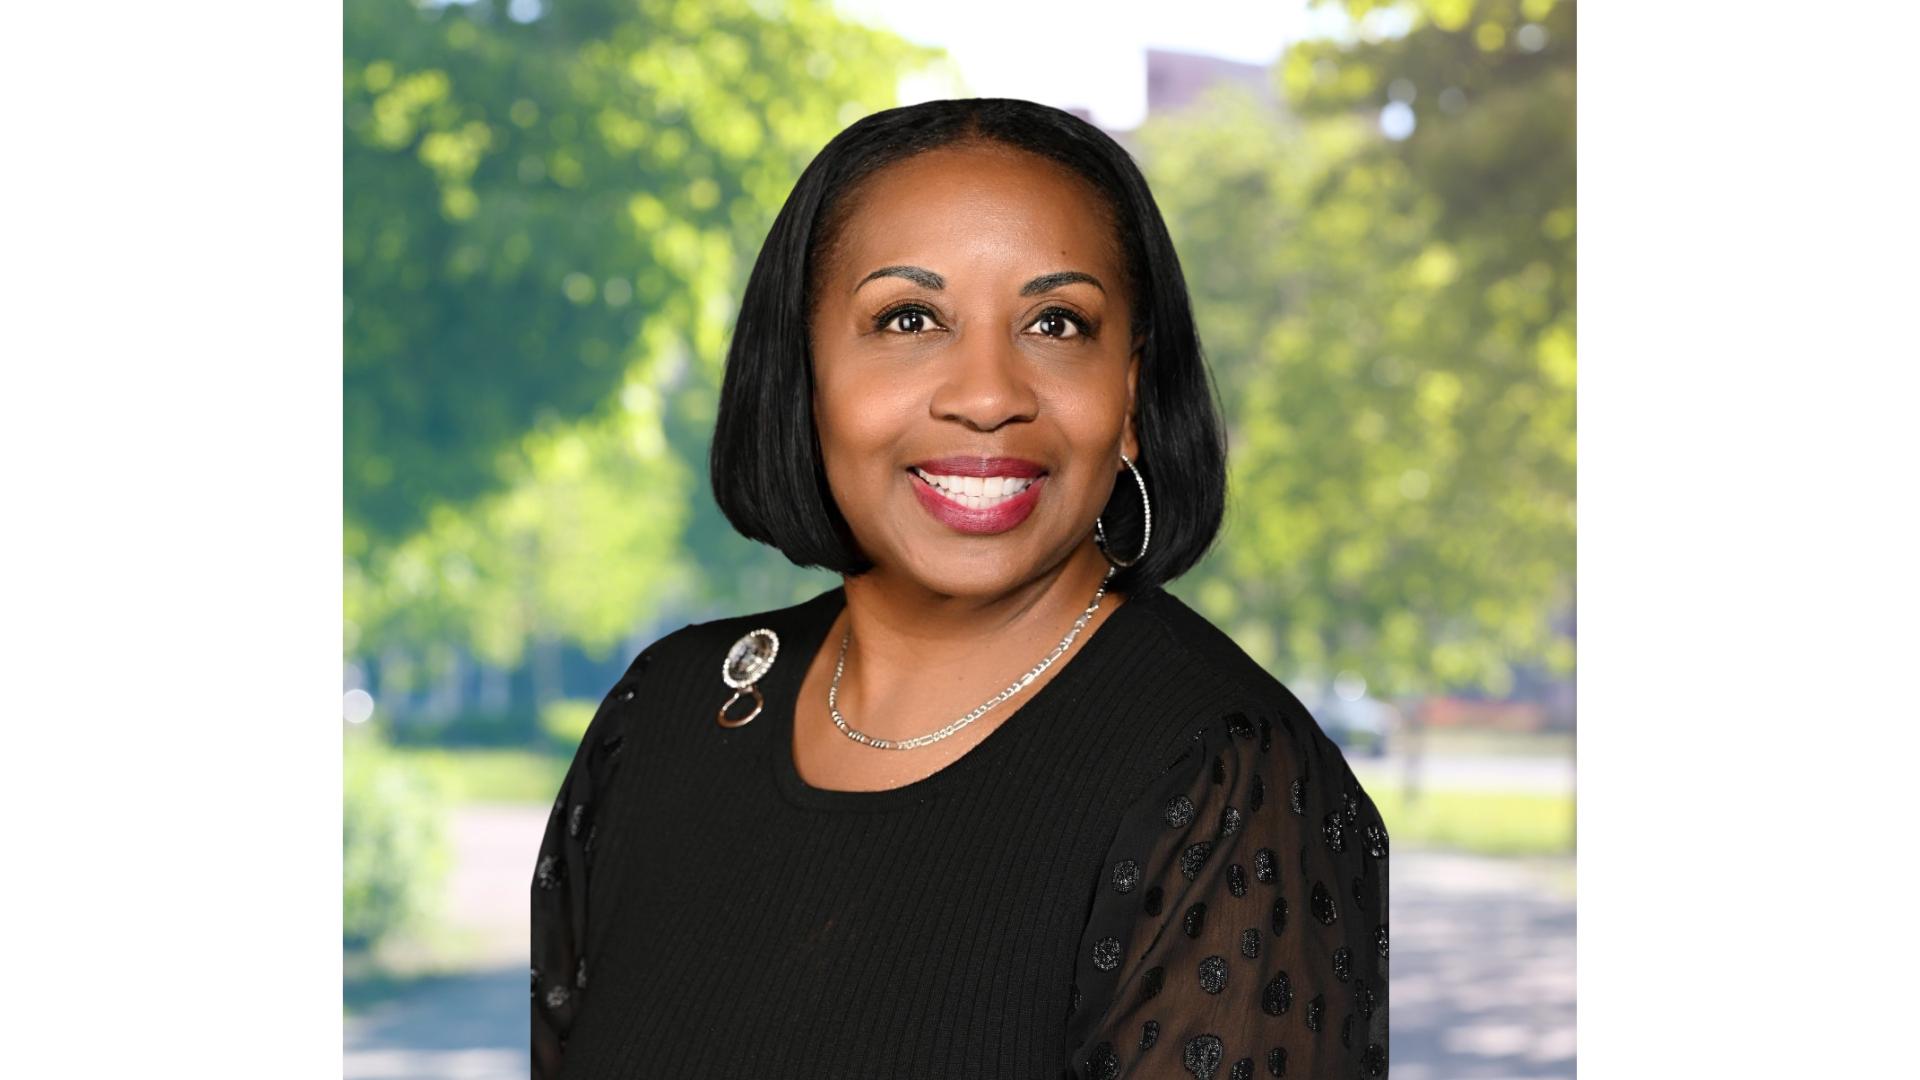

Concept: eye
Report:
left=878, top=304, right=941, bottom=334
left=1027, top=307, right=1088, bottom=340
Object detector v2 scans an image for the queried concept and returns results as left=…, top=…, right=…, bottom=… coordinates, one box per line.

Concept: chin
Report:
left=898, top=550, right=1037, bottom=600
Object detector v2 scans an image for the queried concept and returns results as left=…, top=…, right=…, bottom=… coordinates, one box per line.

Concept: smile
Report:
left=909, top=467, right=1037, bottom=509
left=906, top=457, right=1048, bottom=535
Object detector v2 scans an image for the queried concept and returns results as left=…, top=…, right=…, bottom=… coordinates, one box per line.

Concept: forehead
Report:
left=823, top=142, right=1122, bottom=282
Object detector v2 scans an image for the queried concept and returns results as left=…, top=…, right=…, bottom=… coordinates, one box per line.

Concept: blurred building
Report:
left=1144, top=48, right=1278, bottom=118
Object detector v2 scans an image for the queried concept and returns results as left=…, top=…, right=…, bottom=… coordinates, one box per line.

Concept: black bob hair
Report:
left=710, top=97, right=1227, bottom=595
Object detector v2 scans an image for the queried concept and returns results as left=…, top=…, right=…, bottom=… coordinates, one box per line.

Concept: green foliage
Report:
left=538, top=696, right=600, bottom=750
left=343, top=729, right=453, bottom=949
left=345, top=404, right=693, bottom=665
left=344, top=0, right=934, bottom=630
left=1147, top=0, right=1574, bottom=697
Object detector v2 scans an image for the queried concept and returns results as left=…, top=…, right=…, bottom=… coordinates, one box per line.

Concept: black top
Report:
left=532, top=583, right=1389, bottom=1080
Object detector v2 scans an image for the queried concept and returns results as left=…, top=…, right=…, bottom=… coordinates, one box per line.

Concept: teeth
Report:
left=912, top=468, right=1036, bottom=508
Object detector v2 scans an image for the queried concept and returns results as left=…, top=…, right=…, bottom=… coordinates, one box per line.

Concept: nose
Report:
left=928, top=333, right=1039, bottom=433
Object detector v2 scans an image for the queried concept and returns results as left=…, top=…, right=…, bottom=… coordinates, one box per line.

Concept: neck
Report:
left=830, top=541, right=1124, bottom=743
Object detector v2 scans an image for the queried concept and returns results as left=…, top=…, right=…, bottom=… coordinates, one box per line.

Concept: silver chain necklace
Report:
left=827, top=566, right=1117, bottom=751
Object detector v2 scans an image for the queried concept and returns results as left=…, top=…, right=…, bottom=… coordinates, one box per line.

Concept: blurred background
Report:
left=342, top=1, right=1575, bottom=1077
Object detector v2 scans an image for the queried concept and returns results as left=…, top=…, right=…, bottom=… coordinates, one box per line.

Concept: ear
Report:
left=1121, top=335, right=1143, bottom=463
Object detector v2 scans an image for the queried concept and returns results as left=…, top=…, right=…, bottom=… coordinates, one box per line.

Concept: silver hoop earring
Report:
left=1094, top=452, right=1151, bottom=569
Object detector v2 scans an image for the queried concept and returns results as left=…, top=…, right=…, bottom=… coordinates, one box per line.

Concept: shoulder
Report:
left=1119, top=587, right=1335, bottom=771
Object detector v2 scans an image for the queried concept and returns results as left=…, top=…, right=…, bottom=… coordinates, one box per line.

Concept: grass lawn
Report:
left=1389, top=727, right=1576, bottom=758
left=1365, top=781, right=1575, bottom=856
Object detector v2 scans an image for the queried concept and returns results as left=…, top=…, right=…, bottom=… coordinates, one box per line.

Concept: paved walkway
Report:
left=345, top=807, right=1574, bottom=1078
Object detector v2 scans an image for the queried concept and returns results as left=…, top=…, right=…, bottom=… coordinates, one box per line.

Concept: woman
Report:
left=532, top=98, right=1387, bottom=1080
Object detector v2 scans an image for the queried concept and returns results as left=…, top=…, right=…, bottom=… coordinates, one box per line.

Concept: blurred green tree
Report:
left=343, top=729, right=452, bottom=949
left=1146, top=0, right=1575, bottom=698
left=345, top=0, right=932, bottom=663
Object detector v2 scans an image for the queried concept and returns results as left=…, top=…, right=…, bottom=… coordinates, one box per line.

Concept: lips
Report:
left=907, top=456, right=1048, bottom=535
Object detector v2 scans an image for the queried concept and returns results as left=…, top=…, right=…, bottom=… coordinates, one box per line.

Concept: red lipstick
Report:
left=907, top=457, right=1048, bottom=535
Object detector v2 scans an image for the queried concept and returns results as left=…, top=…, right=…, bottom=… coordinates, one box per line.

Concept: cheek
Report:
left=812, top=369, right=918, bottom=485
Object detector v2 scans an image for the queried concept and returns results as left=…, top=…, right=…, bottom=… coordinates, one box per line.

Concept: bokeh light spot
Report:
left=1379, top=102, right=1416, bottom=141
left=1334, top=671, right=1367, bottom=702
left=344, top=690, right=376, bottom=724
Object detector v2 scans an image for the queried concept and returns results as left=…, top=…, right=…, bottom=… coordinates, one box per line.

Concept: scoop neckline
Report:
left=768, top=582, right=1150, bottom=813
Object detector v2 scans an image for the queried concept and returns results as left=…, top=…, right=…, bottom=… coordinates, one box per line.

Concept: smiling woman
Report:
left=532, top=98, right=1388, bottom=1080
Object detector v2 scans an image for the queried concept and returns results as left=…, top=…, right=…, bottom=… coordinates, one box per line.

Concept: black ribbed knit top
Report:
left=531, top=583, right=1389, bottom=1080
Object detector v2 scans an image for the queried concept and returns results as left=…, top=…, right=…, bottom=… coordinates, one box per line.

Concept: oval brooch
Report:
left=717, top=628, right=780, bottom=728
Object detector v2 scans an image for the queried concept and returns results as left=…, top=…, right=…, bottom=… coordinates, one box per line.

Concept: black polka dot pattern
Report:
left=1198, top=954, right=1228, bottom=993
left=1180, top=841, right=1214, bottom=880
left=1088, top=1042, right=1119, bottom=1080
left=1061, top=707, right=1388, bottom=1079
left=1261, top=970, right=1292, bottom=1015
left=1311, top=881, right=1338, bottom=925
left=1219, top=805, right=1243, bottom=837
left=1184, top=1034, right=1225, bottom=1079
left=1364, top=821, right=1388, bottom=858
left=1321, top=812, right=1346, bottom=853
left=1183, top=902, right=1207, bottom=938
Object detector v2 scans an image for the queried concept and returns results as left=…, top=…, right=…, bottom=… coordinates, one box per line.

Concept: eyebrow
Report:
left=851, top=266, right=1107, bottom=297
left=855, top=265, right=945, bottom=292
left=1021, top=271, right=1104, bottom=296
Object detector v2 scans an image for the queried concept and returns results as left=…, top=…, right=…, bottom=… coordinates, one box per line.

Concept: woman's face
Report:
left=810, top=141, right=1140, bottom=600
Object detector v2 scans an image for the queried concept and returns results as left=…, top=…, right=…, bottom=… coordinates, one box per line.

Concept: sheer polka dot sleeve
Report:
left=530, top=650, right=649, bottom=1080
left=1063, top=707, right=1389, bottom=1079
